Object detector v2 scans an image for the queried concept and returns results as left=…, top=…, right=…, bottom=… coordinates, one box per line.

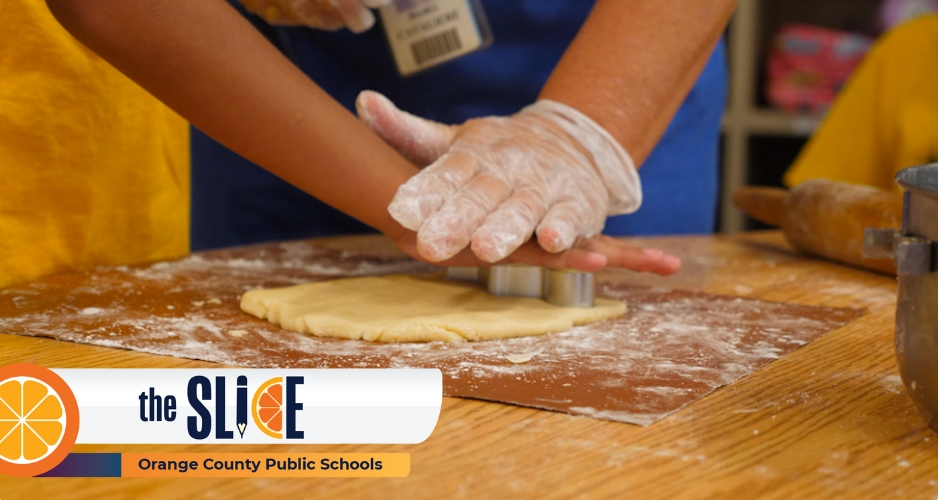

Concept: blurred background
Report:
left=718, top=0, right=937, bottom=232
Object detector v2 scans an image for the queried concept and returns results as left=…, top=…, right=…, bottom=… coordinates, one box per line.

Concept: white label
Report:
left=54, top=369, right=442, bottom=444
left=379, top=0, right=489, bottom=76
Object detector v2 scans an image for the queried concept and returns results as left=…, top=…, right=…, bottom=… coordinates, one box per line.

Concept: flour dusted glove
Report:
left=239, top=0, right=391, bottom=33
left=356, top=90, right=642, bottom=263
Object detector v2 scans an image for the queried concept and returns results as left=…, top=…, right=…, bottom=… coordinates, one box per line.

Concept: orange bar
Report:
left=121, top=453, right=409, bottom=478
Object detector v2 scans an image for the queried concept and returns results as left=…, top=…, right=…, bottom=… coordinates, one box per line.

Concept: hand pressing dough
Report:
left=240, top=275, right=625, bottom=343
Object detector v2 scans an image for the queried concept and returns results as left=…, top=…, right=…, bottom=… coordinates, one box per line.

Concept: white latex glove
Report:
left=356, top=90, right=642, bottom=263
left=239, top=0, right=391, bottom=33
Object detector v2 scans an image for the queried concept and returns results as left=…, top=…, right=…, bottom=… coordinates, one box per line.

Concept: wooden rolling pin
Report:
left=733, top=179, right=903, bottom=275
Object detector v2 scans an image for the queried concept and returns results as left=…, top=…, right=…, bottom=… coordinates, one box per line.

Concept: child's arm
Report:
left=47, top=0, right=414, bottom=237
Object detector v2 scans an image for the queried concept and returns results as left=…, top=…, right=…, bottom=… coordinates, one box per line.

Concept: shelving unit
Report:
left=719, top=0, right=882, bottom=232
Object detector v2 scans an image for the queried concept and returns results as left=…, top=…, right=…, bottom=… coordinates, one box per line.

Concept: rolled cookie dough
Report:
left=240, top=275, right=625, bottom=343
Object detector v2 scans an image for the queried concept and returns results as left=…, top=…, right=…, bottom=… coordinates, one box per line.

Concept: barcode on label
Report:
left=410, top=28, right=463, bottom=65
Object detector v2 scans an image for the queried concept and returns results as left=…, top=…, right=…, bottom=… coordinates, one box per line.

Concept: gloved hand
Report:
left=356, top=90, right=643, bottom=263
left=239, top=0, right=391, bottom=33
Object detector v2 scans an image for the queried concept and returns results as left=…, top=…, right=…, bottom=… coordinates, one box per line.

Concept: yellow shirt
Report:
left=784, top=15, right=938, bottom=192
left=0, top=1, right=189, bottom=287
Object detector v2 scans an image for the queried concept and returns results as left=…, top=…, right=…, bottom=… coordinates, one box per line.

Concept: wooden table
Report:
left=0, top=232, right=933, bottom=499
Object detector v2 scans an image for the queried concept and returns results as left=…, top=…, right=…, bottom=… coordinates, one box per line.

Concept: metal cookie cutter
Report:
left=446, top=265, right=595, bottom=308
left=864, top=163, right=938, bottom=432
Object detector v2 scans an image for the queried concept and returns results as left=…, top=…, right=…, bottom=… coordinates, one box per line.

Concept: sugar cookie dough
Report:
left=240, top=275, right=625, bottom=343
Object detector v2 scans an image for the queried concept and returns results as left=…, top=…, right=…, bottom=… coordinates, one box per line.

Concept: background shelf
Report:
left=718, top=0, right=883, bottom=232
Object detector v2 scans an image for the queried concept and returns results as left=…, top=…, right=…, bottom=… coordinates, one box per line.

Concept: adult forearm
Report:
left=46, top=0, right=417, bottom=236
left=540, top=0, right=736, bottom=166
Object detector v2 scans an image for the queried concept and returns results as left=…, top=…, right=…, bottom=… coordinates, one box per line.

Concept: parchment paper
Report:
left=0, top=240, right=864, bottom=425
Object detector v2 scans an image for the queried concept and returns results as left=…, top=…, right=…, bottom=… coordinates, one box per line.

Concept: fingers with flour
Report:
left=239, top=0, right=391, bottom=31
left=536, top=197, right=604, bottom=254
left=325, top=0, right=377, bottom=33
left=356, top=90, right=455, bottom=166
left=387, top=151, right=479, bottom=231
left=470, top=186, right=547, bottom=262
left=416, top=171, right=513, bottom=261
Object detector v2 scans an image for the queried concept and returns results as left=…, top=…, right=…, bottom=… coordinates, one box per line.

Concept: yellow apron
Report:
left=0, top=1, right=190, bottom=287
left=785, top=15, right=938, bottom=191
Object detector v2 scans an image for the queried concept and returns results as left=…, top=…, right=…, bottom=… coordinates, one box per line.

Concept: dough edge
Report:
left=241, top=275, right=625, bottom=343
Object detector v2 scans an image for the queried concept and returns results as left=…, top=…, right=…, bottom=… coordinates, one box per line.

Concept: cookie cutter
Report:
left=446, top=265, right=595, bottom=308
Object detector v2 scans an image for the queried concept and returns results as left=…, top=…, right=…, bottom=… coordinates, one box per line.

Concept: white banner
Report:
left=53, top=369, right=442, bottom=444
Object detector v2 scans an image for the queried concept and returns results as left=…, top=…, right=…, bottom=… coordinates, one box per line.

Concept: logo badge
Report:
left=0, top=364, right=79, bottom=477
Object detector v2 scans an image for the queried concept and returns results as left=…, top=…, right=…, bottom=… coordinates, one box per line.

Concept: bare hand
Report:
left=390, top=229, right=680, bottom=275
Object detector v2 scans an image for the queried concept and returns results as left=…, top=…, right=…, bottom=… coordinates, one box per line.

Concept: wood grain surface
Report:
left=0, top=232, right=933, bottom=500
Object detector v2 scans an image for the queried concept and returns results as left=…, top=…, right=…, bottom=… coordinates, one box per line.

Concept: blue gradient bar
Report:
left=39, top=453, right=122, bottom=477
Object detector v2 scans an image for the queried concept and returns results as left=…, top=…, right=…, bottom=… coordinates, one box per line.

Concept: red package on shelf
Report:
left=765, top=24, right=873, bottom=115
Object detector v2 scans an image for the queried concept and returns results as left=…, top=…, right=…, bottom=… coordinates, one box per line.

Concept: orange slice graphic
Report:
left=0, top=364, right=79, bottom=477
left=252, top=377, right=284, bottom=439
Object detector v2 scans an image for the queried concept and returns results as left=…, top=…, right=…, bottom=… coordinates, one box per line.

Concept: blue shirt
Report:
left=191, top=1, right=727, bottom=249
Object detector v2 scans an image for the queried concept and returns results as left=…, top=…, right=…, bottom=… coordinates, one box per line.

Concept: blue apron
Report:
left=191, top=1, right=727, bottom=249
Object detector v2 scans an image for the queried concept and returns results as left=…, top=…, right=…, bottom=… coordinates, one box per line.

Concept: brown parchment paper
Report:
left=0, top=240, right=864, bottom=426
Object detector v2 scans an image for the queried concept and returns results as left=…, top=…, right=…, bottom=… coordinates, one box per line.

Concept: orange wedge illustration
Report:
left=252, top=377, right=284, bottom=439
